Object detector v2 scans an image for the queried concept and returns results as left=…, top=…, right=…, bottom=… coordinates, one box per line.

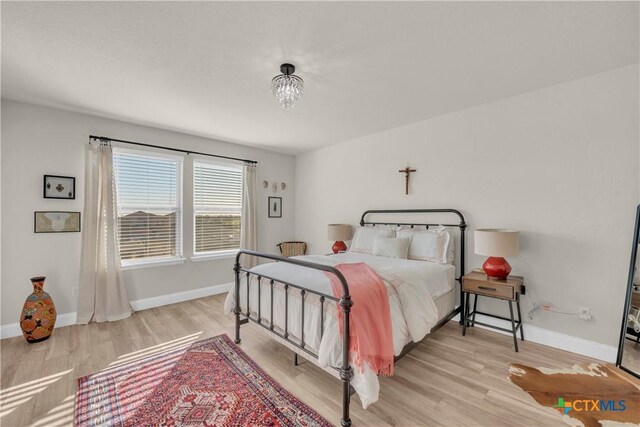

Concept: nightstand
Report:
left=462, top=269, right=525, bottom=352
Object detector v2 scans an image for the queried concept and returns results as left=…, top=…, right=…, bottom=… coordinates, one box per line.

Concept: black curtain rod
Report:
left=88, top=135, right=258, bottom=165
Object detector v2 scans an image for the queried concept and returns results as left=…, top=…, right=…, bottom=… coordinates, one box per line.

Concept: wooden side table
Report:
left=462, top=269, right=526, bottom=352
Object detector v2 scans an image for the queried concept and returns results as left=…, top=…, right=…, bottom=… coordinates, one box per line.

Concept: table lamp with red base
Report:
left=328, top=224, right=352, bottom=254
left=474, top=229, right=520, bottom=279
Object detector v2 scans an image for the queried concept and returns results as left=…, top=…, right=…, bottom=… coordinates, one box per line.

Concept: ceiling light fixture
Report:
left=271, top=63, right=304, bottom=110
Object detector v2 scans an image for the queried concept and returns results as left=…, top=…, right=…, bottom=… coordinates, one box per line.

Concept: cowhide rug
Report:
left=509, top=363, right=640, bottom=427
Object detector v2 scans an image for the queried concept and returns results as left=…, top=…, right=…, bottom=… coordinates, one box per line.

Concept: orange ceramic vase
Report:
left=20, top=276, right=57, bottom=343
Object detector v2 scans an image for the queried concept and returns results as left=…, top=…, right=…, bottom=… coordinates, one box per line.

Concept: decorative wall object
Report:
left=43, top=175, right=75, bottom=199
left=262, top=181, right=286, bottom=192
left=398, top=166, right=417, bottom=195
left=34, top=211, right=81, bottom=233
left=20, top=276, right=57, bottom=343
left=268, top=197, right=282, bottom=218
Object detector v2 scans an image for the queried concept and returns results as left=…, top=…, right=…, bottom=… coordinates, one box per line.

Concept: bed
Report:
left=225, top=209, right=467, bottom=426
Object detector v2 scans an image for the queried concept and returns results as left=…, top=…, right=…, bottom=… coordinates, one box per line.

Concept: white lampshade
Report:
left=328, top=224, right=352, bottom=241
left=474, top=229, right=519, bottom=257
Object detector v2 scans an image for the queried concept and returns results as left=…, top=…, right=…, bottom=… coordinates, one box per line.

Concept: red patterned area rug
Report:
left=75, top=334, right=332, bottom=426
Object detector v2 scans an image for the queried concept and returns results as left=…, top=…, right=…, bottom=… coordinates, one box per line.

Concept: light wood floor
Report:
left=1, top=294, right=601, bottom=427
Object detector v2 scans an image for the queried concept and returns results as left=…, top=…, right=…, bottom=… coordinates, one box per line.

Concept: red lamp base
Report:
left=482, top=257, right=511, bottom=279
left=332, top=241, right=347, bottom=254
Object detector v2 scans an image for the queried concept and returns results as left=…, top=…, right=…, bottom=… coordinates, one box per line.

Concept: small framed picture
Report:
left=34, top=211, right=81, bottom=233
left=44, top=175, right=75, bottom=199
left=268, top=197, right=282, bottom=218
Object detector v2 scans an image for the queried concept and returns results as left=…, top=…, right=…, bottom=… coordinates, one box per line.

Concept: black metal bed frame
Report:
left=233, top=209, right=466, bottom=427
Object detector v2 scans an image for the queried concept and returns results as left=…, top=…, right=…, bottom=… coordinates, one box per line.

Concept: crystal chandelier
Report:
left=271, top=63, right=304, bottom=110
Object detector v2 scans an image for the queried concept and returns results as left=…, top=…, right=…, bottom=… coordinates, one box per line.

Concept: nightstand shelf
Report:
left=462, top=269, right=526, bottom=352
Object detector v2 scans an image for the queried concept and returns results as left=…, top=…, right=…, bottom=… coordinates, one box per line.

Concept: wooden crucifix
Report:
left=399, top=166, right=417, bottom=195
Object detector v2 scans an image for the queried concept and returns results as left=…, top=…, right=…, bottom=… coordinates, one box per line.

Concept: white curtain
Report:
left=241, top=162, right=258, bottom=267
left=77, top=142, right=133, bottom=324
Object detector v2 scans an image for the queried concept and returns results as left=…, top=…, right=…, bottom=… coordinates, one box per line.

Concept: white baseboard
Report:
left=453, top=313, right=617, bottom=363
left=129, top=282, right=231, bottom=311
left=0, top=283, right=231, bottom=340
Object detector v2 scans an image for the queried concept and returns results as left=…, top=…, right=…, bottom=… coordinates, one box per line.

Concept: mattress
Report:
left=435, top=287, right=456, bottom=323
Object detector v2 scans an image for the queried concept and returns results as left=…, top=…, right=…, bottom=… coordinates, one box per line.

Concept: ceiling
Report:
left=2, top=2, right=638, bottom=154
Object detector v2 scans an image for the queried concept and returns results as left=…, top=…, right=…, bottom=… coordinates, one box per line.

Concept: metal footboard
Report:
left=233, top=250, right=354, bottom=427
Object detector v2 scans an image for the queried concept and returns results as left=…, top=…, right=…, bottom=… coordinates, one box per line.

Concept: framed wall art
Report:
left=34, top=211, right=81, bottom=233
left=44, top=175, right=76, bottom=199
left=268, top=197, right=282, bottom=218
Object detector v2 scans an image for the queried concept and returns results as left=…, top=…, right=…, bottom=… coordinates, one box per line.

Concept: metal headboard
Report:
left=359, top=208, right=467, bottom=289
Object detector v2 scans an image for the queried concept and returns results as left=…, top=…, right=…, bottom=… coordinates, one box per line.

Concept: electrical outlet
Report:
left=72, top=287, right=79, bottom=298
left=579, top=307, right=592, bottom=320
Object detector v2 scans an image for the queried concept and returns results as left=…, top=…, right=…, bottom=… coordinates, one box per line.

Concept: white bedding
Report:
left=224, top=252, right=455, bottom=408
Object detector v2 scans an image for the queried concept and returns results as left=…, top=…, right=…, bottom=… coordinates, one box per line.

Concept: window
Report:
left=193, top=161, right=243, bottom=254
left=113, top=149, right=183, bottom=264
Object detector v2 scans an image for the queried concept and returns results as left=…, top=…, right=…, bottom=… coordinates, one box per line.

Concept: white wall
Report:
left=295, top=65, right=639, bottom=347
left=0, top=100, right=295, bottom=325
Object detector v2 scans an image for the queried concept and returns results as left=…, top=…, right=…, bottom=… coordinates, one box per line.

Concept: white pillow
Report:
left=372, top=237, right=411, bottom=259
left=396, top=225, right=451, bottom=264
left=350, top=226, right=395, bottom=254
left=447, top=237, right=455, bottom=265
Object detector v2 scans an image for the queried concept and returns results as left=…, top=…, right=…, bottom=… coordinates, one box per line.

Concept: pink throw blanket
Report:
left=325, top=263, right=394, bottom=376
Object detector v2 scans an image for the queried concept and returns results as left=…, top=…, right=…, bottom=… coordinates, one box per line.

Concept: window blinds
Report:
left=194, top=161, right=243, bottom=253
left=113, top=150, right=182, bottom=262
